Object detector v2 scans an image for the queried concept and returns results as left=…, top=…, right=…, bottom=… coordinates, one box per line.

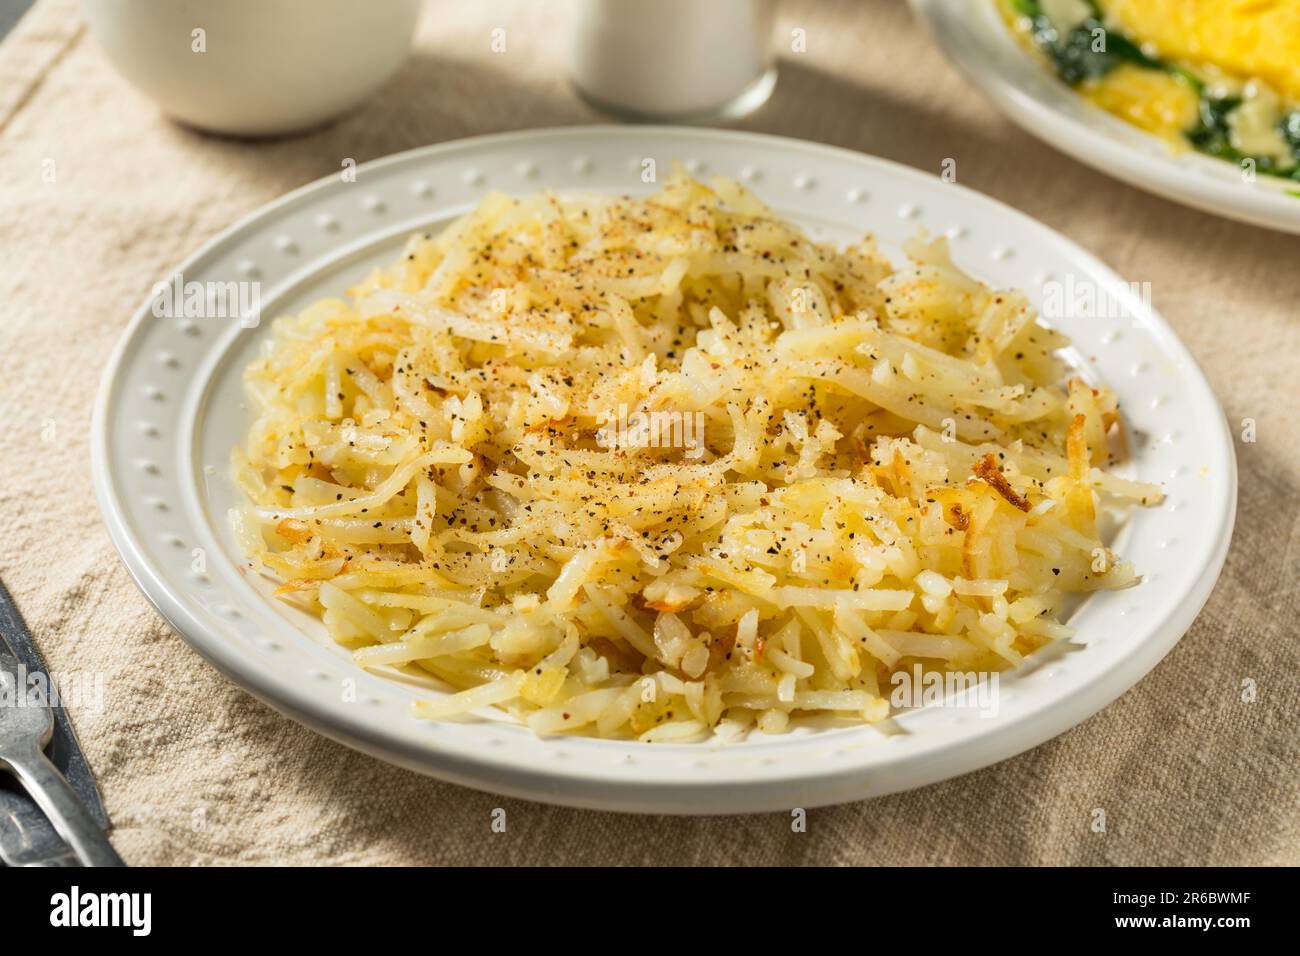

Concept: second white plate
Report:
left=93, top=126, right=1236, bottom=813
left=912, top=0, right=1300, bottom=234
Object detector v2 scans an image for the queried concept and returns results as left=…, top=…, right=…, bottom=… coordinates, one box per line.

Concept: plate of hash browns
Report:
left=94, top=127, right=1235, bottom=812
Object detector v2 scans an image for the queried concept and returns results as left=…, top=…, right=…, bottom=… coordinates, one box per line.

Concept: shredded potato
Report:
left=230, top=171, right=1162, bottom=741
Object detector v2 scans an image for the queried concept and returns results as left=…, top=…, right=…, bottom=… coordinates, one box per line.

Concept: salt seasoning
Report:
left=569, top=0, right=777, bottom=122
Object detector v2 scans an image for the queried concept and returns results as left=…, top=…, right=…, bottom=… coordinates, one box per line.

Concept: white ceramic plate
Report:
left=911, top=0, right=1300, bottom=234
left=93, top=126, right=1235, bottom=813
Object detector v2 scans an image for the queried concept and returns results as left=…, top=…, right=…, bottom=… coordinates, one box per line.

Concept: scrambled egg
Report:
left=1103, top=0, right=1300, bottom=102
left=1083, top=64, right=1199, bottom=142
left=1093, top=0, right=1300, bottom=161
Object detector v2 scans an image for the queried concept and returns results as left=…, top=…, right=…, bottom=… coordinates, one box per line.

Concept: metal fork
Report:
left=0, top=630, right=123, bottom=867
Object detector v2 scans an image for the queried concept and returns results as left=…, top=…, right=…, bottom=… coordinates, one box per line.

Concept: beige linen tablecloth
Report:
left=0, top=0, right=1295, bottom=866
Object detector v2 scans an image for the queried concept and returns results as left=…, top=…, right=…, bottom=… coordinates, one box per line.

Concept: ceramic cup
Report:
left=81, top=0, right=421, bottom=137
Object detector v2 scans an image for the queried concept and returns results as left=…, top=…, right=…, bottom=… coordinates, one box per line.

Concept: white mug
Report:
left=81, top=0, right=421, bottom=137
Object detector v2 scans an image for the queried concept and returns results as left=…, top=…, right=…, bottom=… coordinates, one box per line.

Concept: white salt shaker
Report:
left=570, top=0, right=777, bottom=122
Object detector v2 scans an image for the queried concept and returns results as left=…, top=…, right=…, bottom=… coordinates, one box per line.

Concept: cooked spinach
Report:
left=1279, top=112, right=1300, bottom=180
left=1281, top=111, right=1300, bottom=152
left=1011, top=0, right=1158, bottom=85
left=1184, top=98, right=1300, bottom=178
left=1185, top=95, right=1242, bottom=161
